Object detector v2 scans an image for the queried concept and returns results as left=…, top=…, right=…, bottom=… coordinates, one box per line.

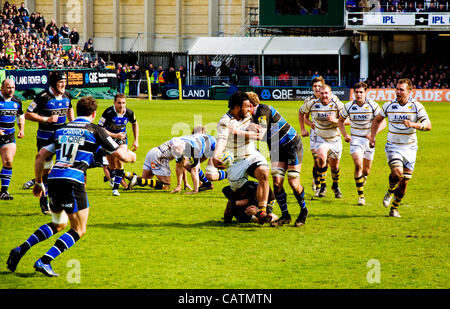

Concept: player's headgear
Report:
left=49, top=71, right=66, bottom=89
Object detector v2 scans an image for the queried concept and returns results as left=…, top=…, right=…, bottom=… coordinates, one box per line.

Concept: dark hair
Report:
left=76, top=96, right=97, bottom=116
left=353, top=81, right=368, bottom=90
left=228, top=91, right=249, bottom=109
left=114, top=93, right=126, bottom=102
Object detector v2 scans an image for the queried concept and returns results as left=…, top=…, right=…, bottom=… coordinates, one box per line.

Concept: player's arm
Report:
left=67, top=107, right=75, bottom=122
left=403, top=118, right=431, bottom=131
left=338, top=115, right=351, bottom=142
left=298, top=111, right=312, bottom=137
left=186, top=163, right=200, bottom=194
left=25, top=110, right=58, bottom=123
left=33, top=146, right=54, bottom=197
left=17, top=114, right=25, bottom=138
left=369, top=114, right=385, bottom=148
left=171, top=158, right=186, bottom=193
left=212, top=138, right=228, bottom=169
left=131, top=121, right=139, bottom=151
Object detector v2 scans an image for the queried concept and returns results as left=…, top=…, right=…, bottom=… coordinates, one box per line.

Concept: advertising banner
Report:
left=349, top=89, right=450, bottom=102
left=254, top=87, right=351, bottom=101
left=162, top=85, right=210, bottom=99
left=5, top=70, right=49, bottom=90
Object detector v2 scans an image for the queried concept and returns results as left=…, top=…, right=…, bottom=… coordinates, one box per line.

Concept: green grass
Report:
left=0, top=98, right=449, bottom=289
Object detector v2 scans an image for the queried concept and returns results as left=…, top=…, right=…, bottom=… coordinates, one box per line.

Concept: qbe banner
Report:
left=349, top=89, right=450, bottom=102
left=5, top=70, right=49, bottom=90
left=254, top=87, right=351, bottom=101
left=65, top=69, right=117, bottom=89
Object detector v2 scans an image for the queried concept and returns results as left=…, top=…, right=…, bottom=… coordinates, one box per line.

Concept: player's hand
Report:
left=300, top=128, right=309, bottom=137
left=403, top=119, right=412, bottom=128
left=184, top=182, right=193, bottom=190
left=326, top=114, right=338, bottom=124
left=131, top=141, right=139, bottom=152
left=212, top=157, right=227, bottom=169
left=33, top=182, right=45, bottom=197
left=170, top=186, right=181, bottom=193
left=17, top=130, right=25, bottom=139
left=344, top=135, right=352, bottom=143
left=0, top=129, right=4, bottom=136
left=369, top=139, right=376, bottom=148
left=116, top=132, right=126, bottom=140
left=46, top=115, right=59, bottom=123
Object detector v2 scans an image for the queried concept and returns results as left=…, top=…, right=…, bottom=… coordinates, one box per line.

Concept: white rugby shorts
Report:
left=385, top=142, right=418, bottom=171
left=227, top=151, right=268, bottom=191
left=350, top=135, right=375, bottom=161
left=314, top=135, right=342, bottom=160
left=143, top=147, right=171, bottom=176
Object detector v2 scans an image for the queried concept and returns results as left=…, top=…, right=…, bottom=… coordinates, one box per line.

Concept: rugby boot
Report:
left=128, top=173, right=138, bottom=190
left=256, top=210, right=269, bottom=225
left=389, top=208, right=401, bottom=218
left=6, top=247, right=24, bottom=273
left=34, top=259, right=59, bottom=277
left=332, top=185, right=343, bottom=198
left=294, top=207, right=308, bottom=227
left=383, top=191, right=393, bottom=208
left=0, top=191, right=13, bottom=200
left=358, top=196, right=366, bottom=206
left=112, top=189, right=120, bottom=196
left=22, top=179, right=35, bottom=190
left=270, top=212, right=291, bottom=227
left=318, top=184, right=326, bottom=198
left=199, top=181, right=213, bottom=192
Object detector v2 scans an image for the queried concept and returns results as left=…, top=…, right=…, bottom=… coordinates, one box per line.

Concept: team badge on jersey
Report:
left=258, top=115, right=267, bottom=125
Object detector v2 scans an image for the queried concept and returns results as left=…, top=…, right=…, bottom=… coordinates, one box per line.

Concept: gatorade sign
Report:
left=349, top=89, right=450, bottom=102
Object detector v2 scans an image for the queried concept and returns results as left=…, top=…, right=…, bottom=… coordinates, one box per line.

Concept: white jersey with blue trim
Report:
left=340, top=99, right=381, bottom=137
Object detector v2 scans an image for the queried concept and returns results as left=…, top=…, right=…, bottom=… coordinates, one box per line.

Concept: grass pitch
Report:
left=0, top=98, right=449, bottom=289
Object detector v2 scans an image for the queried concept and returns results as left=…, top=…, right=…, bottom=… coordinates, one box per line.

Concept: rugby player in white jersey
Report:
left=338, top=82, right=386, bottom=206
left=212, top=91, right=271, bottom=224
left=299, top=76, right=343, bottom=195
left=299, top=84, right=345, bottom=198
left=370, top=78, right=431, bottom=218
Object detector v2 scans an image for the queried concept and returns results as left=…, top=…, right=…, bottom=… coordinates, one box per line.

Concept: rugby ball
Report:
left=218, top=151, right=233, bottom=168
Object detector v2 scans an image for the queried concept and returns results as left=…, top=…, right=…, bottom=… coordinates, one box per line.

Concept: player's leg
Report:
left=251, top=164, right=270, bottom=223
left=0, top=142, right=16, bottom=200
left=351, top=150, right=365, bottom=205
left=315, top=144, right=329, bottom=197
left=389, top=167, right=412, bottom=218
left=205, top=158, right=228, bottom=182
left=34, top=182, right=88, bottom=277
left=271, top=162, right=290, bottom=225
left=329, top=157, right=342, bottom=198
left=383, top=146, right=404, bottom=208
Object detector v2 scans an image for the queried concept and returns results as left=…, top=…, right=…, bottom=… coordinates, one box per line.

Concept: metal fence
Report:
left=189, top=75, right=341, bottom=87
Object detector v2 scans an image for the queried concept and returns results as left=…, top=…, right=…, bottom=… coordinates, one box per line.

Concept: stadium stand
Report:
left=0, top=1, right=105, bottom=70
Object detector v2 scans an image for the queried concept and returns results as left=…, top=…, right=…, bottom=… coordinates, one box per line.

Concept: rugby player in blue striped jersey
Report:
left=6, top=96, right=136, bottom=277
left=0, top=79, right=25, bottom=200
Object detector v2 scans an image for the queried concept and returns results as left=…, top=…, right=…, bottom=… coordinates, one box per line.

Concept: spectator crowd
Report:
left=347, top=0, right=450, bottom=12
left=365, top=54, right=449, bottom=89
left=0, top=1, right=104, bottom=69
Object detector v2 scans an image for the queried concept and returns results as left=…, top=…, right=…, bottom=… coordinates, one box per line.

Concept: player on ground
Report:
left=338, top=82, right=386, bottom=206
left=299, top=76, right=342, bottom=195
left=0, top=79, right=25, bottom=200
left=299, top=84, right=345, bottom=198
left=98, top=93, right=139, bottom=196
left=369, top=78, right=431, bottom=218
left=6, top=96, right=136, bottom=277
left=23, top=71, right=74, bottom=214
left=223, top=180, right=277, bottom=224
left=212, top=91, right=271, bottom=224
left=245, top=91, right=308, bottom=227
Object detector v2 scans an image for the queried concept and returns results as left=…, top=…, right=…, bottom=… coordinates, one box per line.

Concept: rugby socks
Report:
left=388, top=174, right=398, bottom=194
left=217, top=170, right=228, bottom=181
left=317, top=166, right=327, bottom=188
left=275, top=189, right=288, bottom=213
left=294, top=188, right=306, bottom=209
left=355, top=176, right=365, bottom=197
left=312, top=166, right=321, bottom=189
left=0, top=167, right=12, bottom=192
left=138, top=178, right=165, bottom=190
left=113, top=169, right=124, bottom=190
left=18, top=223, right=58, bottom=254
left=198, top=169, right=210, bottom=184
left=331, top=169, right=340, bottom=189
left=391, top=190, right=405, bottom=210
left=41, top=229, right=80, bottom=264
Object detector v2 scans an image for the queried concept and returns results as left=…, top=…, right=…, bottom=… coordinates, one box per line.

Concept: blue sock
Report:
left=275, top=190, right=288, bottom=213
left=294, top=188, right=306, bottom=209
left=198, top=169, right=209, bottom=183
left=218, top=170, right=227, bottom=181
left=19, top=223, right=58, bottom=253
left=41, top=229, right=80, bottom=264
left=113, top=169, right=124, bottom=190
left=0, top=167, right=12, bottom=192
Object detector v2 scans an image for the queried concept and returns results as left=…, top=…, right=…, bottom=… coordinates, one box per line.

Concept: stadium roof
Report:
left=187, top=36, right=353, bottom=56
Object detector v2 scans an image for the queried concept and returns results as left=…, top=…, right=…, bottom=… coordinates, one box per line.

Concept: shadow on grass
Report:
left=0, top=271, right=38, bottom=278
left=89, top=220, right=267, bottom=230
